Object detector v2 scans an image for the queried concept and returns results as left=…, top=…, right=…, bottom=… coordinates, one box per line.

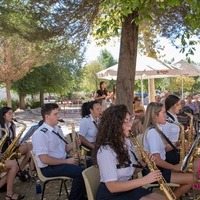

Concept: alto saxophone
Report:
left=166, top=119, right=185, bottom=162
left=0, top=119, right=26, bottom=161
left=130, top=132, right=177, bottom=200
left=184, top=112, right=194, bottom=149
left=0, top=128, right=9, bottom=171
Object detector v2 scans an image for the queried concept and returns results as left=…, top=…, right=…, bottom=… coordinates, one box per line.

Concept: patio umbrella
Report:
left=96, top=55, right=179, bottom=80
left=172, top=60, right=200, bottom=98
left=96, top=55, right=180, bottom=103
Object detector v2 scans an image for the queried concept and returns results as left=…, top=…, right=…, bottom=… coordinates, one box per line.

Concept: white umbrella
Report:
left=172, top=60, right=200, bottom=98
left=96, top=55, right=179, bottom=80
left=96, top=55, right=180, bottom=103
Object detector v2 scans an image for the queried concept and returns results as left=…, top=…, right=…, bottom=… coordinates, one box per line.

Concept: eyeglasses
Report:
left=124, top=118, right=133, bottom=124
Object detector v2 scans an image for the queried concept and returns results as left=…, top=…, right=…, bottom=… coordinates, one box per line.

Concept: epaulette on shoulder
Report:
left=58, top=125, right=61, bottom=128
left=40, top=128, right=48, bottom=133
left=85, top=115, right=90, bottom=118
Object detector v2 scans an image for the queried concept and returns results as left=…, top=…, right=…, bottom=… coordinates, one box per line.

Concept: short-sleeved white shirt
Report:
left=32, top=122, right=67, bottom=168
left=161, top=112, right=180, bottom=143
left=79, top=114, right=98, bottom=143
left=143, top=128, right=166, bottom=160
left=97, top=138, right=137, bottom=182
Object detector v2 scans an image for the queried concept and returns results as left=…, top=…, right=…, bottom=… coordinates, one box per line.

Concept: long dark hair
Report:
left=93, top=104, right=130, bottom=166
left=0, top=107, right=15, bottom=137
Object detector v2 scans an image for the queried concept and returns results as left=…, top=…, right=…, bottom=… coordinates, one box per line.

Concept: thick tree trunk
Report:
left=5, top=81, right=12, bottom=107
left=116, top=11, right=139, bottom=113
left=19, top=94, right=26, bottom=110
left=40, top=92, right=44, bottom=106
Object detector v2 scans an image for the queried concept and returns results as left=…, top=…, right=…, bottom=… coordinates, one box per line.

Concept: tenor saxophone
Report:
left=130, top=132, right=177, bottom=200
left=166, top=119, right=185, bottom=163
left=68, top=121, right=89, bottom=168
left=0, top=119, right=26, bottom=161
left=0, top=128, right=9, bottom=171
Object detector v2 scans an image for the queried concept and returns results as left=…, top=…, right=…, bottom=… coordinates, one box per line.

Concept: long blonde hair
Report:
left=143, top=102, right=164, bottom=139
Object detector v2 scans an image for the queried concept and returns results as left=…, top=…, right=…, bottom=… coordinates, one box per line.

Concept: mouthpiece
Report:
left=12, top=118, right=18, bottom=122
left=58, top=119, right=65, bottom=123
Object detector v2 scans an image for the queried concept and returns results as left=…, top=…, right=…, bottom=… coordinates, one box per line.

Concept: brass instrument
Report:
left=68, top=121, right=89, bottom=168
left=130, top=132, right=177, bottom=200
left=184, top=112, right=194, bottom=149
left=181, top=134, right=200, bottom=172
left=0, top=128, right=9, bottom=171
left=0, top=119, right=26, bottom=161
left=166, top=119, right=185, bottom=162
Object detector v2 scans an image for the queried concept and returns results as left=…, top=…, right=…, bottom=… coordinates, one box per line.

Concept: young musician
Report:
left=93, top=104, right=165, bottom=200
left=161, top=94, right=182, bottom=164
left=0, top=107, right=33, bottom=178
left=79, top=100, right=102, bottom=155
left=0, top=160, right=25, bottom=200
left=143, top=102, right=195, bottom=199
left=32, top=103, right=86, bottom=200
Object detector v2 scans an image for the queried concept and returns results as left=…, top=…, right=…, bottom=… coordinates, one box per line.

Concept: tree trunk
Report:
left=19, top=94, right=26, bottom=110
left=40, top=92, right=44, bottom=107
left=5, top=81, right=12, bottom=107
left=116, top=11, right=139, bottom=113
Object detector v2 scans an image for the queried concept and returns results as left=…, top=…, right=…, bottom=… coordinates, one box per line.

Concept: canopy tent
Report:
left=96, top=55, right=180, bottom=103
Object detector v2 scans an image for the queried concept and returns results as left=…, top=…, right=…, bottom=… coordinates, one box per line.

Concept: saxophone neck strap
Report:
left=52, top=130, right=68, bottom=145
left=156, top=128, right=178, bottom=151
left=166, top=111, right=175, bottom=121
left=131, top=150, right=145, bottom=169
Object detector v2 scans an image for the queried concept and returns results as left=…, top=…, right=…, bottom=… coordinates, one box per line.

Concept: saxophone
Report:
left=0, top=119, right=26, bottom=161
left=68, top=121, right=89, bottom=168
left=184, top=112, right=194, bottom=149
left=130, top=132, right=177, bottom=200
left=0, top=128, right=9, bottom=171
left=166, top=119, right=185, bottom=162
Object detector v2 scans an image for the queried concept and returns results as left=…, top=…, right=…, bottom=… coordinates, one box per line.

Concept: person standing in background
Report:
left=94, top=81, right=109, bottom=106
left=110, top=84, right=116, bottom=105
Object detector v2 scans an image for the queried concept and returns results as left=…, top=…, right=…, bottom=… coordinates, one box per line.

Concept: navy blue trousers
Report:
left=41, top=164, right=86, bottom=200
left=97, top=182, right=151, bottom=200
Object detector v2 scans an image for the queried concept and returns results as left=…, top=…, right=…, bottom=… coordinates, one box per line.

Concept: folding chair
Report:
left=30, top=151, right=71, bottom=200
left=82, top=165, right=100, bottom=200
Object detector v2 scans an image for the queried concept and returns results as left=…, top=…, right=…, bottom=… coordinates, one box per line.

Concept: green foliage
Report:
left=0, top=99, right=19, bottom=111
left=169, top=76, right=195, bottom=95
left=97, top=49, right=117, bottom=68
left=80, top=61, right=104, bottom=93
left=25, top=98, right=41, bottom=109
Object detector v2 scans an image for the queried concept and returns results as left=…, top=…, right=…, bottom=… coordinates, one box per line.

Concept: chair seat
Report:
left=82, top=165, right=100, bottom=200
left=30, top=151, right=71, bottom=200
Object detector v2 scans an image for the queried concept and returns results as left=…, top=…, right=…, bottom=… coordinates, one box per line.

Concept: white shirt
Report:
left=143, top=128, right=166, bottom=160
left=79, top=114, right=98, bottom=143
left=97, top=138, right=137, bottom=182
left=32, top=122, right=67, bottom=168
left=161, top=112, right=180, bottom=143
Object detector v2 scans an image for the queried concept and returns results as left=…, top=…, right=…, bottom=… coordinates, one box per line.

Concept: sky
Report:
left=84, top=37, right=200, bottom=64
